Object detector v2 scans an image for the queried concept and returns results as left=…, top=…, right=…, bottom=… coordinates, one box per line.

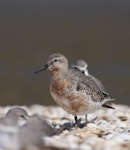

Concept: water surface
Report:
left=0, top=1, right=130, bottom=106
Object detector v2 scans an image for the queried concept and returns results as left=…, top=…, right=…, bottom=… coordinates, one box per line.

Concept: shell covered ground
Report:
left=0, top=104, right=130, bottom=150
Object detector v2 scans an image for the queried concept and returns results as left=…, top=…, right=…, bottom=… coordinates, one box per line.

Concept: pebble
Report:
left=0, top=104, right=130, bottom=150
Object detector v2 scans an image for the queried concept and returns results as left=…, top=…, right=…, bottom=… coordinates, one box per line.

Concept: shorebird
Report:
left=0, top=107, right=29, bottom=126
left=19, top=115, right=56, bottom=148
left=0, top=108, right=55, bottom=149
left=35, top=53, right=115, bottom=124
left=71, top=59, right=106, bottom=93
left=0, top=107, right=29, bottom=150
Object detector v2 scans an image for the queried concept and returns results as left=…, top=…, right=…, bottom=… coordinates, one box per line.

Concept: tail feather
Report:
left=102, top=98, right=115, bottom=104
left=102, top=98, right=115, bottom=109
left=102, top=104, right=115, bottom=109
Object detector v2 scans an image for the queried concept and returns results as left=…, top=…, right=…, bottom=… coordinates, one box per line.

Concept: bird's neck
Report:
left=51, top=67, right=68, bottom=76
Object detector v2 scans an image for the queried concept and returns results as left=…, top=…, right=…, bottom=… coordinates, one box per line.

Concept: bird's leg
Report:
left=86, top=114, right=97, bottom=124
left=85, top=114, right=88, bottom=124
left=74, top=116, right=78, bottom=125
left=73, top=116, right=82, bottom=127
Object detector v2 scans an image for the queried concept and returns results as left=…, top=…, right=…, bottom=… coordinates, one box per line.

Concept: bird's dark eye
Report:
left=20, top=115, right=25, bottom=118
left=54, top=59, right=58, bottom=62
left=82, top=71, right=84, bottom=74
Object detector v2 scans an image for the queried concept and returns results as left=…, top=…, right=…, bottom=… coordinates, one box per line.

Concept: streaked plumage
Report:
left=35, top=53, right=115, bottom=124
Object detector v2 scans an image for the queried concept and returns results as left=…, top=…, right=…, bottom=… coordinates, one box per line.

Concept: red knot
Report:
left=71, top=59, right=107, bottom=94
left=35, top=53, right=115, bottom=125
left=19, top=115, right=56, bottom=148
left=0, top=107, right=29, bottom=126
left=0, top=109, right=56, bottom=149
left=0, top=107, right=29, bottom=149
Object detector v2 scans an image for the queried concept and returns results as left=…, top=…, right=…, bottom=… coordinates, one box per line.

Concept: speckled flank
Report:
left=72, top=59, right=107, bottom=92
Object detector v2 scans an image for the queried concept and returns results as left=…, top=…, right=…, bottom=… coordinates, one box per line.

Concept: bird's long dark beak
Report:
left=35, top=64, right=48, bottom=73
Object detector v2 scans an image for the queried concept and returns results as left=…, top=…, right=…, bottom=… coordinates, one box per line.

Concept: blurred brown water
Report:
left=0, top=0, right=130, bottom=106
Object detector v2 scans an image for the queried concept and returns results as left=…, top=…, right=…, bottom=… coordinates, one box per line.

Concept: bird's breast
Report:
left=50, top=73, right=70, bottom=98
